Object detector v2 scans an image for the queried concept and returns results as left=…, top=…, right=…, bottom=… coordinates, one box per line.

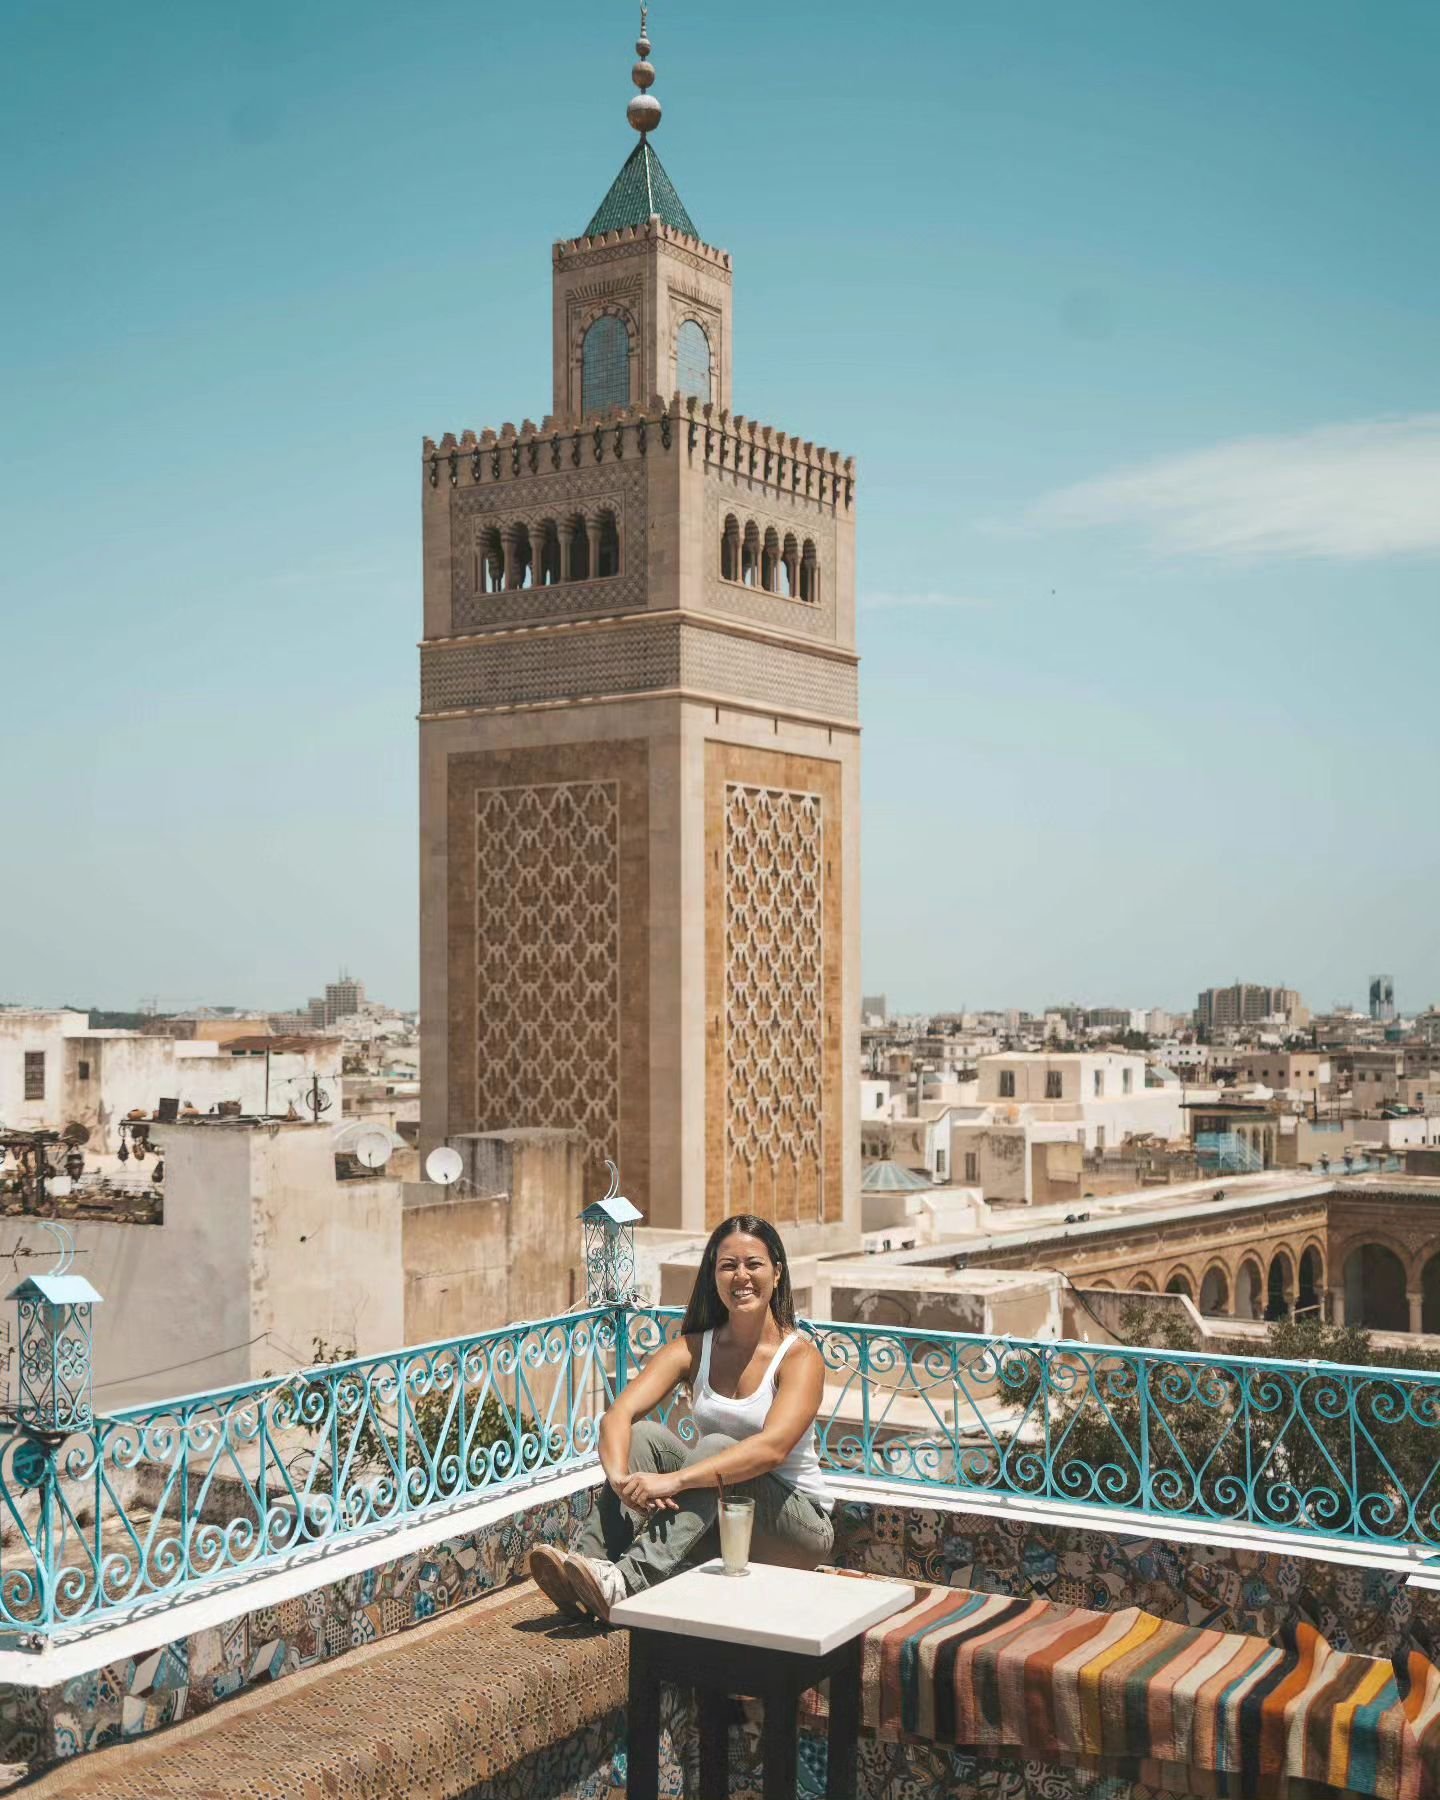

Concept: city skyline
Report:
left=5, top=0, right=1437, bottom=1013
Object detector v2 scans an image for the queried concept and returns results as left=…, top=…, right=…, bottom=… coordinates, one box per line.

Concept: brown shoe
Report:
left=563, top=1553, right=628, bottom=1623
left=528, top=1543, right=582, bottom=1618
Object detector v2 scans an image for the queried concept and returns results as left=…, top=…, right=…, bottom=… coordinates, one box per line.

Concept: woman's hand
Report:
left=616, top=1469, right=683, bottom=1514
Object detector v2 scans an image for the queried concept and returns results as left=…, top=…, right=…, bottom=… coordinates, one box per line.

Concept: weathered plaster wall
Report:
left=402, top=1129, right=586, bottom=1340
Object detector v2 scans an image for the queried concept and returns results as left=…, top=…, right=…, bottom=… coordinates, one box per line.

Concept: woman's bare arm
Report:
left=597, top=1335, right=693, bottom=1489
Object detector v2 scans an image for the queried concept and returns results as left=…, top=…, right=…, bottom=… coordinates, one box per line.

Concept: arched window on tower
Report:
left=721, top=514, right=740, bottom=582
left=478, top=527, right=504, bottom=595
left=799, top=538, right=819, bottom=603
left=741, top=521, right=761, bottom=588
left=515, top=524, right=535, bottom=590
left=761, top=527, right=781, bottom=593
left=596, top=509, right=621, bottom=578
left=568, top=514, right=590, bottom=581
left=676, top=319, right=712, bottom=403
left=536, top=520, right=561, bottom=586
left=781, top=533, right=799, bottom=597
left=582, top=315, right=631, bottom=416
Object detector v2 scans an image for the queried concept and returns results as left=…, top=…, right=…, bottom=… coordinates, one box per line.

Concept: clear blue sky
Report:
left=4, top=1, right=1437, bottom=1017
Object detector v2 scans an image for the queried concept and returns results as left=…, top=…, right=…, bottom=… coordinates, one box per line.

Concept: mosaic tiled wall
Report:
left=465, top=1699, right=1234, bottom=1800
left=832, top=1498, right=1440, bottom=1659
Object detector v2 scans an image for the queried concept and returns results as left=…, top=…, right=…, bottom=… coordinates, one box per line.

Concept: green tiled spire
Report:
left=584, top=139, right=698, bottom=239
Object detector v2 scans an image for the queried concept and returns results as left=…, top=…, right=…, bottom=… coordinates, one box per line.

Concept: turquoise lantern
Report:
left=8, top=1225, right=102, bottom=1435
left=580, top=1162, right=642, bottom=1307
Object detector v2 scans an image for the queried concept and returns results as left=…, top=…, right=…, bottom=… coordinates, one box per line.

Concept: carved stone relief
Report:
left=722, top=782, right=826, bottom=1225
left=467, top=781, right=619, bottom=1181
left=422, top=621, right=859, bottom=720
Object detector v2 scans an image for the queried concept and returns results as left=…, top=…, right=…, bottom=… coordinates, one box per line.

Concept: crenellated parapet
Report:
left=423, top=395, right=855, bottom=511
left=552, top=216, right=732, bottom=277
left=687, top=399, right=855, bottom=510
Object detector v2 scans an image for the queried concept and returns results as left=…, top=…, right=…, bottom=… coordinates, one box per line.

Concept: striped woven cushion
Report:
left=859, top=1586, right=1440, bottom=1800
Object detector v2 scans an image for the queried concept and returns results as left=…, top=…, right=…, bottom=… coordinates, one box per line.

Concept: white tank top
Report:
left=690, top=1329, right=831, bottom=1509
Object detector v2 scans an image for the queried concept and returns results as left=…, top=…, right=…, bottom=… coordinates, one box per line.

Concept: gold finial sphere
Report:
left=628, top=94, right=662, bottom=133
left=628, top=1, right=660, bottom=133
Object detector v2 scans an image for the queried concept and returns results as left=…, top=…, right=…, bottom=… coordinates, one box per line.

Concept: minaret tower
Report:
left=419, top=10, right=859, bottom=1259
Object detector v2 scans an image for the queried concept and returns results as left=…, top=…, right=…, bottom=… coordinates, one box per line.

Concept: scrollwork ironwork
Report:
left=7, top=1308, right=1440, bottom=1638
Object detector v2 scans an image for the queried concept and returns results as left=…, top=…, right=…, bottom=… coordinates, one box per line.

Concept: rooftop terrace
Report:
left=8, top=1292, right=1440, bottom=1790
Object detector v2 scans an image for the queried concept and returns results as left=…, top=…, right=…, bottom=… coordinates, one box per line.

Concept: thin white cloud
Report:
left=1030, top=413, right=1440, bottom=563
left=860, top=592, right=992, bottom=612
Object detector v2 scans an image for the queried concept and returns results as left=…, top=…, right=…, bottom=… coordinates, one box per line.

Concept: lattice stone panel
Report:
left=723, top=783, right=825, bottom=1222
left=471, top=782, right=620, bottom=1178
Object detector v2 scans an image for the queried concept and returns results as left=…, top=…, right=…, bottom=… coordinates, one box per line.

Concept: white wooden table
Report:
left=610, top=1561, right=914, bottom=1799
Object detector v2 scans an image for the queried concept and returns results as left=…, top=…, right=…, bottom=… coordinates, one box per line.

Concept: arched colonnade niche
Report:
left=1297, top=1245, right=1323, bottom=1318
left=1343, top=1242, right=1408, bottom=1333
left=1265, top=1251, right=1294, bottom=1321
left=1234, top=1258, right=1264, bottom=1321
left=1421, top=1252, right=1440, bottom=1335
left=1198, top=1264, right=1229, bottom=1315
left=720, top=514, right=820, bottom=602
left=474, top=510, right=621, bottom=595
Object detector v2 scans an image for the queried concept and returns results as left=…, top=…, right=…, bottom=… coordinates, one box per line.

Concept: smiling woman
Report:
left=528, top=1215, right=833, bottom=1622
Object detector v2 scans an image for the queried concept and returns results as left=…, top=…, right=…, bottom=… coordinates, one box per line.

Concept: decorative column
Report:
left=585, top=515, right=601, bottom=580
left=503, top=527, right=520, bottom=590
left=1328, top=1286, right=1345, bottom=1325
left=559, top=525, right=573, bottom=582
left=1409, top=1291, right=1424, bottom=1334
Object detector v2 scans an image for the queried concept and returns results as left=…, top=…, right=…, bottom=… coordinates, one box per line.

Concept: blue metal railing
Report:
left=1194, top=1132, right=1263, bottom=1174
left=0, top=1308, right=622, bottom=1635
left=6, top=1305, right=1440, bottom=1635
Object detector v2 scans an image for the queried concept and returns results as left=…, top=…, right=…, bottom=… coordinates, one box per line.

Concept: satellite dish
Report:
left=354, top=1130, right=393, bottom=1171
left=425, top=1145, right=463, bottom=1186
left=61, top=1122, right=91, bottom=1147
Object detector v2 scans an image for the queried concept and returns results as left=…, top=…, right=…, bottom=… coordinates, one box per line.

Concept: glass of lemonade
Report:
left=718, top=1496, right=755, bottom=1576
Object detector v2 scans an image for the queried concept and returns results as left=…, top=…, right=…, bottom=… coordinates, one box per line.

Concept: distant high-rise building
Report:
left=1197, top=982, right=1306, bottom=1033
left=861, top=994, right=888, bottom=1024
left=324, top=972, right=365, bottom=1026
left=1369, top=975, right=1396, bottom=1023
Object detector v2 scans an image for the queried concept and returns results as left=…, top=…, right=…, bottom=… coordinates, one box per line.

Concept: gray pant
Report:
left=574, top=1420, right=834, bottom=1593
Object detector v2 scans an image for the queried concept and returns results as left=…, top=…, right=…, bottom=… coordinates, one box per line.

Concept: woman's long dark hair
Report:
left=680, top=1215, right=796, bottom=1336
